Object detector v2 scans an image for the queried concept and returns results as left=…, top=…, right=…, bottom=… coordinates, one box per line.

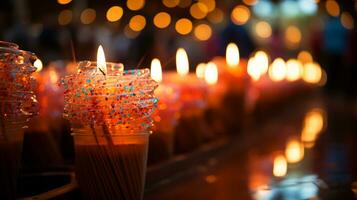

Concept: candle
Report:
left=62, top=45, right=158, bottom=199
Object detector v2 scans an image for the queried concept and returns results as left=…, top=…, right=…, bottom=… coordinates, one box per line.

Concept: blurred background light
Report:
left=162, top=0, right=179, bottom=8
left=243, top=0, right=258, bottom=6
left=298, top=0, right=318, bottom=15
left=58, top=9, right=72, bottom=26
left=196, top=63, right=206, bottom=79
left=178, top=0, right=192, bottom=8
left=285, top=25, right=302, bottom=48
left=106, top=6, right=123, bottom=22
left=273, top=155, right=287, bottom=177
left=281, top=0, right=300, bottom=18
left=207, top=8, right=224, bottom=24
left=340, top=12, right=354, bottom=30
left=198, top=0, right=216, bottom=12
left=124, top=25, right=140, bottom=39
left=298, top=51, right=313, bottom=64
left=194, top=23, right=212, bottom=41
left=57, top=0, right=72, bottom=5
left=80, top=8, right=96, bottom=25
left=253, top=0, right=274, bottom=18
left=175, top=18, right=193, bottom=35
left=325, top=0, right=340, bottom=17
left=154, top=12, right=171, bottom=29
left=231, top=5, right=250, bottom=25
left=127, top=0, right=145, bottom=11
left=255, top=21, right=272, bottom=39
left=129, top=15, right=146, bottom=32
left=269, top=58, right=286, bottom=81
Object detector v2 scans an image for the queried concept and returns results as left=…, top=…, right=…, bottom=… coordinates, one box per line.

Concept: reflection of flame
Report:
left=195, top=63, right=206, bottom=79
left=286, top=59, right=303, bottom=81
left=226, top=43, right=240, bottom=68
left=269, top=58, right=286, bottom=82
left=204, top=62, right=218, bottom=85
left=49, top=68, right=59, bottom=84
left=150, top=58, right=162, bottom=82
left=255, top=51, right=269, bottom=75
left=247, top=57, right=260, bottom=81
left=273, top=155, right=287, bottom=177
left=301, top=108, right=325, bottom=148
left=97, top=45, right=107, bottom=74
left=285, top=140, right=304, bottom=163
left=34, top=59, right=43, bottom=72
left=176, top=48, right=189, bottom=76
left=303, top=62, right=322, bottom=84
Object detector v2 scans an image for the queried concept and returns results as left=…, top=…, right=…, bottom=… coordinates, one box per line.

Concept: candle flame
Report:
left=97, top=45, right=107, bottom=75
left=204, top=62, right=218, bottom=85
left=176, top=48, right=189, bottom=76
left=196, top=63, right=206, bottom=79
left=269, top=58, right=286, bottom=81
left=285, top=140, right=304, bottom=163
left=273, top=155, right=287, bottom=177
left=34, top=59, right=43, bottom=72
left=254, top=51, right=269, bottom=75
left=226, top=43, right=240, bottom=68
left=150, top=58, right=162, bottom=82
left=247, top=57, right=260, bottom=81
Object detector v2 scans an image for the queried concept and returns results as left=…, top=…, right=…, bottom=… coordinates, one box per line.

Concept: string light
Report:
left=106, top=6, right=123, bottom=22
left=154, top=12, right=171, bottom=29
left=129, top=15, right=146, bottom=32
left=127, top=0, right=145, bottom=11
left=175, top=18, right=193, bottom=35
left=194, top=24, right=212, bottom=41
left=231, top=5, right=250, bottom=25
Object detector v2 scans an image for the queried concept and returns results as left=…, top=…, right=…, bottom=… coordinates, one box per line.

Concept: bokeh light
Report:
left=325, top=0, right=340, bottom=17
left=285, top=25, right=302, bottom=48
left=226, top=43, right=240, bottom=68
left=303, top=62, right=322, bottom=84
left=175, top=18, right=193, bottom=35
left=176, top=48, right=189, bottom=76
left=127, top=0, right=145, bottom=11
left=196, top=63, right=206, bottom=79
left=255, top=51, right=269, bottom=75
left=129, top=15, right=146, bottom=32
left=162, top=0, right=179, bottom=8
left=298, top=51, right=313, bottom=64
left=341, top=12, right=354, bottom=30
left=243, top=0, right=258, bottom=6
left=255, top=21, right=272, bottom=39
left=269, top=58, right=286, bottom=81
left=301, top=108, right=325, bottom=148
left=204, top=62, right=218, bottom=85
left=58, top=9, right=72, bottom=26
left=106, top=6, right=123, bottom=22
left=273, top=155, right=287, bottom=177
left=231, top=5, right=250, bottom=25
left=286, top=59, right=303, bottom=81
left=207, top=8, right=224, bottom=24
left=247, top=57, right=261, bottom=81
left=57, top=0, right=72, bottom=5
left=124, top=25, right=140, bottom=39
left=194, top=24, right=212, bottom=41
left=154, top=12, right=171, bottom=29
left=285, top=140, right=304, bottom=163
left=199, top=0, right=216, bottom=12
left=178, top=0, right=192, bottom=8
left=190, top=2, right=208, bottom=19
left=80, top=8, right=96, bottom=25
left=150, top=58, right=163, bottom=83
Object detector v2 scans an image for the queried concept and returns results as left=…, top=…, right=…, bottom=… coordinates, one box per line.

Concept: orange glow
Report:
left=243, top=0, right=257, bottom=6
left=247, top=57, right=260, bottom=81
left=226, top=43, right=240, bottom=68
left=301, top=108, right=325, bottom=147
left=231, top=5, right=251, bottom=25
left=204, top=62, right=218, bottom=85
left=175, top=18, right=193, bottom=35
left=97, top=45, right=107, bottom=75
left=153, top=12, right=171, bottom=29
left=176, top=48, right=189, bottom=76
left=285, top=140, right=304, bottom=163
left=178, top=0, right=192, bottom=8
left=124, top=25, right=140, bottom=39
left=80, top=8, right=96, bottom=25
left=58, top=10, right=73, bottom=26
left=286, top=59, right=303, bottom=81
left=129, top=15, right=146, bottom=32
left=34, top=59, right=43, bottom=72
left=48, top=68, right=59, bottom=84
left=194, top=24, right=212, bottom=41
left=325, top=0, right=340, bottom=17
left=273, top=155, right=287, bottom=177
left=190, top=2, right=208, bottom=19
left=162, top=0, right=179, bottom=8
left=303, top=62, right=322, bottom=84
left=285, top=26, right=302, bottom=48
left=255, top=21, right=272, bottom=39
left=106, top=6, right=123, bottom=22
left=57, top=0, right=72, bottom=5
left=199, top=0, right=215, bottom=12
left=255, top=51, right=269, bottom=75
left=150, top=58, right=162, bottom=83
left=196, top=63, right=206, bottom=79
left=269, top=58, right=286, bottom=81
left=127, top=0, right=145, bottom=11
left=341, top=12, right=354, bottom=30
left=207, top=8, right=224, bottom=24
left=297, top=51, right=313, bottom=64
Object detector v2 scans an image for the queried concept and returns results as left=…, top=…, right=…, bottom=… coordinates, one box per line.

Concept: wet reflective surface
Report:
left=145, top=95, right=357, bottom=200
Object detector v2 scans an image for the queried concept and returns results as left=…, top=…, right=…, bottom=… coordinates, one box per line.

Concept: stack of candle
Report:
left=62, top=46, right=158, bottom=199
left=0, top=41, right=38, bottom=199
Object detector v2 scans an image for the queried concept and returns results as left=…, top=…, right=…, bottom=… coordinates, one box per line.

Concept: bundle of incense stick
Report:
left=62, top=61, right=158, bottom=199
left=0, top=41, right=38, bottom=199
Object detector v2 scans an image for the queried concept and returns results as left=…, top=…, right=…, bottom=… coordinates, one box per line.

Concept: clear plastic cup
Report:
left=72, top=124, right=149, bottom=200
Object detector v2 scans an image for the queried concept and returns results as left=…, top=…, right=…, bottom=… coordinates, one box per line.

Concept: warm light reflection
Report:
left=48, top=68, right=59, bottom=84
left=247, top=57, right=260, bottom=81
left=231, top=5, right=251, bottom=25
left=204, top=62, right=218, bottom=85
left=286, top=59, right=303, bottom=81
left=150, top=58, right=162, bottom=83
left=196, top=63, right=206, bottom=79
left=153, top=12, right=171, bottom=29
left=301, top=108, right=325, bottom=147
left=285, top=140, right=304, bottom=163
left=129, top=15, right=146, bottom=32
left=127, top=0, right=145, bottom=11
left=273, top=155, right=287, bottom=177
left=190, top=2, right=208, bottom=19
left=207, top=8, right=224, bottom=24
left=255, top=51, right=269, bottom=75
left=175, top=18, right=193, bottom=35
left=226, top=43, right=240, bottom=68
left=80, top=8, right=96, bottom=25
left=269, top=58, right=286, bottom=81
left=325, top=0, right=340, bottom=17
left=106, top=6, right=123, bottom=22
left=341, top=12, right=354, bottom=30
left=298, top=51, right=313, bottom=64
left=255, top=21, right=272, bottom=39
left=176, top=48, right=189, bottom=76
left=34, top=59, right=43, bottom=72
left=97, top=45, right=107, bottom=74
left=194, top=24, right=212, bottom=41
left=58, top=10, right=73, bottom=26
left=303, top=62, right=322, bottom=84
